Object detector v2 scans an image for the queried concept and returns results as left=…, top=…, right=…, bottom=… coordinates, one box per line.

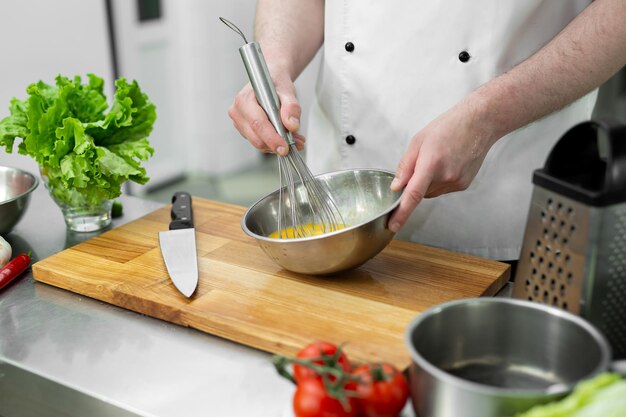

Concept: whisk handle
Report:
left=239, top=42, right=295, bottom=146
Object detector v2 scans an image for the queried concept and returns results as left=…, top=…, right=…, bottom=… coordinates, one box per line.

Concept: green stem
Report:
left=371, top=362, right=389, bottom=381
left=272, top=353, right=362, bottom=412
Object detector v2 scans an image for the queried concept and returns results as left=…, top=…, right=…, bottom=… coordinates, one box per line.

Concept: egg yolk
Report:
left=268, top=223, right=347, bottom=239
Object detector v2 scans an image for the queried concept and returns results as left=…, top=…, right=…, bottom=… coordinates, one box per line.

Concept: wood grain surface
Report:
left=32, top=197, right=510, bottom=369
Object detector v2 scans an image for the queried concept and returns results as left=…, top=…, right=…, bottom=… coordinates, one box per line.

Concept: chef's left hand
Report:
left=388, top=98, right=498, bottom=232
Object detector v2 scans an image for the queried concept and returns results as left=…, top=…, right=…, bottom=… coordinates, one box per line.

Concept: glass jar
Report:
left=40, top=167, right=113, bottom=232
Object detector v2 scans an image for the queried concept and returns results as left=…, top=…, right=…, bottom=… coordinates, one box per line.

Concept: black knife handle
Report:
left=169, top=192, right=194, bottom=230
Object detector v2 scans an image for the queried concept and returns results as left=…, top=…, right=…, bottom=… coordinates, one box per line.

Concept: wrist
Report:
left=258, top=46, right=296, bottom=80
left=464, top=80, right=519, bottom=148
left=454, top=89, right=502, bottom=156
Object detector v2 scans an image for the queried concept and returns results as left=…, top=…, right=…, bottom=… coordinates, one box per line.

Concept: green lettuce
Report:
left=0, top=74, right=155, bottom=206
left=517, top=373, right=626, bottom=417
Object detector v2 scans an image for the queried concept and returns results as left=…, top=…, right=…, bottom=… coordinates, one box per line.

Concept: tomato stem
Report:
left=371, top=362, right=391, bottom=381
left=272, top=353, right=361, bottom=412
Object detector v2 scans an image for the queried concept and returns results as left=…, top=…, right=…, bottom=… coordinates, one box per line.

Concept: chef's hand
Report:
left=388, top=100, right=498, bottom=232
left=228, top=70, right=305, bottom=157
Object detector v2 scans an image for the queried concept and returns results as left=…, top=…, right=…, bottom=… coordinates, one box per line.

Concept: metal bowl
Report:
left=405, top=298, right=611, bottom=417
left=0, top=166, right=39, bottom=235
left=241, top=168, right=402, bottom=275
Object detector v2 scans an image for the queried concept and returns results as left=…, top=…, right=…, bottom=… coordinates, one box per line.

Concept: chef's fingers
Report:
left=229, top=84, right=289, bottom=156
left=292, top=133, right=306, bottom=151
left=391, top=137, right=421, bottom=192
left=228, top=102, right=271, bottom=152
left=388, top=166, right=433, bottom=233
left=277, top=86, right=307, bottom=151
left=278, top=91, right=302, bottom=134
left=229, top=117, right=269, bottom=152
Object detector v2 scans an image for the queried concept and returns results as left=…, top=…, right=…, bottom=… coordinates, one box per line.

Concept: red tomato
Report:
left=293, top=378, right=358, bottom=417
left=353, top=363, right=409, bottom=417
left=294, top=340, right=352, bottom=383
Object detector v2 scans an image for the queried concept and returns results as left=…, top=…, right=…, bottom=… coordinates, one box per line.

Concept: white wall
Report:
left=0, top=0, right=113, bottom=172
left=172, top=0, right=320, bottom=175
left=170, top=0, right=261, bottom=176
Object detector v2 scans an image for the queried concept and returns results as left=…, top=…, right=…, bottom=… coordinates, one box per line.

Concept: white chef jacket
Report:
left=305, top=0, right=597, bottom=260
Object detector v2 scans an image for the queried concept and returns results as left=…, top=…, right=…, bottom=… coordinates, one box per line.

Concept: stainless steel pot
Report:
left=405, top=298, right=611, bottom=417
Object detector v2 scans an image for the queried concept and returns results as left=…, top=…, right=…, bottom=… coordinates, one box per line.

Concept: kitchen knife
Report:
left=158, top=192, right=198, bottom=298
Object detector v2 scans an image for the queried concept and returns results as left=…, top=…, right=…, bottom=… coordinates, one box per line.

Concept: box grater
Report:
left=513, top=119, right=626, bottom=358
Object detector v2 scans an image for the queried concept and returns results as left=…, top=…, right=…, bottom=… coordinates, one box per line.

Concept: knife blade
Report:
left=158, top=192, right=198, bottom=297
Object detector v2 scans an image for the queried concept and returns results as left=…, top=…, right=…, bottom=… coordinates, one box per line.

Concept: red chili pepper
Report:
left=0, top=253, right=31, bottom=290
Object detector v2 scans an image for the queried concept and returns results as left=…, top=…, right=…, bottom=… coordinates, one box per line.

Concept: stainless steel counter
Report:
left=0, top=183, right=297, bottom=417
left=1, top=164, right=509, bottom=417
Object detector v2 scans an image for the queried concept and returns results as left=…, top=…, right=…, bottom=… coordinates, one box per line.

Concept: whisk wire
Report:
left=277, top=145, right=345, bottom=239
left=220, top=16, right=345, bottom=240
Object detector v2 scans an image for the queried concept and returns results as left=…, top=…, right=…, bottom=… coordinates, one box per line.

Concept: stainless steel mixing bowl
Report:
left=405, top=298, right=611, bottom=417
left=241, top=168, right=402, bottom=274
left=0, top=166, right=39, bottom=235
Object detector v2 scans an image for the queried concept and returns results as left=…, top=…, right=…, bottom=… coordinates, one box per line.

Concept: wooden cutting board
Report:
left=33, top=197, right=509, bottom=369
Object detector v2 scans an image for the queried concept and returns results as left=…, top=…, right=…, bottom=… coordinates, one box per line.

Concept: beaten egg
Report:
left=268, top=223, right=347, bottom=239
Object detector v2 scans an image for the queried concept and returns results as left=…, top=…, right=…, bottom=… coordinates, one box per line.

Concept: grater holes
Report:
left=523, top=198, right=579, bottom=311
left=601, top=278, right=626, bottom=357
left=613, top=243, right=623, bottom=255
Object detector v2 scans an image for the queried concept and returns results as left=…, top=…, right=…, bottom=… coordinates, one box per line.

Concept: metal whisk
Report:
left=220, top=17, right=345, bottom=239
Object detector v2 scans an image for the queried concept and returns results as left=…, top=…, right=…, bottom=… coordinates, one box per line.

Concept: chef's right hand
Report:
left=228, top=71, right=305, bottom=157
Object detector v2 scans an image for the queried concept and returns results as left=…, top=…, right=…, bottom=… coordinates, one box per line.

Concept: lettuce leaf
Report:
left=0, top=74, right=155, bottom=206
left=517, top=373, right=625, bottom=417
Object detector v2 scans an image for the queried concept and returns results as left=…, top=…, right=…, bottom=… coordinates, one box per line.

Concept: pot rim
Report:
left=404, top=297, right=612, bottom=397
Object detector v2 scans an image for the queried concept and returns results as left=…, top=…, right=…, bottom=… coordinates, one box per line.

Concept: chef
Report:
left=229, top=0, right=626, bottom=261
